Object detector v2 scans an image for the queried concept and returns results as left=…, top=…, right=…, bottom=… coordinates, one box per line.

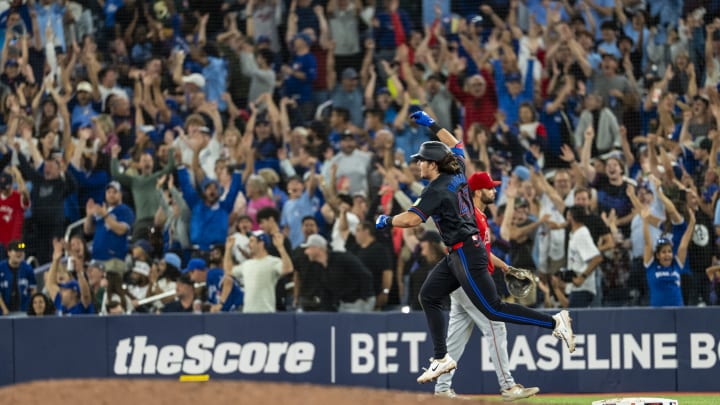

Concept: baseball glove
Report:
left=504, top=266, right=536, bottom=299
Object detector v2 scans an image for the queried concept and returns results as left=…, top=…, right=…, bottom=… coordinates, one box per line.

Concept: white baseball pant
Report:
left=434, top=287, right=516, bottom=393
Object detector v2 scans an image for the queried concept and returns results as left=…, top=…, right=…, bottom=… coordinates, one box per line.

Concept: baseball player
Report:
left=375, top=111, right=575, bottom=385
left=434, top=172, right=539, bottom=400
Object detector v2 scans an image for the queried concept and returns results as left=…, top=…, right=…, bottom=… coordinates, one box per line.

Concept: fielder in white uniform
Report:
left=434, top=173, right=540, bottom=401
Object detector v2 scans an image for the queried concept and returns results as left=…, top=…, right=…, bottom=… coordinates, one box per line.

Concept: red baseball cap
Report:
left=468, top=172, right=502, bottom=191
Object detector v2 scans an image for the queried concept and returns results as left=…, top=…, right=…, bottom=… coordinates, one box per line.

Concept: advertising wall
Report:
left=2, top=308, right=720, bottom=393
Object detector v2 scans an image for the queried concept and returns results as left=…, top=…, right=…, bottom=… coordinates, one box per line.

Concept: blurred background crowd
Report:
left=1, top=0, right=720, bottom=317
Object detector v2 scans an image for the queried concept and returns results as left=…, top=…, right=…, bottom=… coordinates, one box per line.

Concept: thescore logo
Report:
left=113, top=335, right=315, bottom=375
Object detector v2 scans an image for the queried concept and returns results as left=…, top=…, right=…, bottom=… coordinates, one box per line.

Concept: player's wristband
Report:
left=429, top=122, right=442, bottom=135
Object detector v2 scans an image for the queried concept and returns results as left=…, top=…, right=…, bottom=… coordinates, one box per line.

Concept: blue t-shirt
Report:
left=206, top=268, right=243, bottom=311
left=645, top=258, right=684, bottom=307
left=68, top=99, right=101, bottom=130
left=91, top=204, right=134, bottom=260
left=493, top=59, right=534, bottom=126
left=0, top=261, right=36, bottom=312
left=34, top=2, right=66, bottom=51
left=281, top=191, right=318, bottom=249
left=395, top=124, right=431, bottom=163
left=284, top=53, right=317, bottom=103
left=103, top=0, right=124, bottom=27
left=202, top=57, right=228, bottom=112
left=54, top=292, right=94, bottom=315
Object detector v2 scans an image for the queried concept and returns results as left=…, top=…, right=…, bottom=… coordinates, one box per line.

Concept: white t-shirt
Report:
left=153, top=278, right=177, bottom=310
left=331, top=211, right=359, bottom=252
left=232, top=255, right=283, bottom=313
left=230, top=232, right=251, bottom=264
left=567, top=225, right=601, bottom=295
left=536, top=193, right=566, bottom=267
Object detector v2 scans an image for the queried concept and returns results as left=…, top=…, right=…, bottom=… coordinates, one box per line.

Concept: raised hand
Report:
left=559, top=144, right=576, bottom=163
left=375, top=215, right=392, bottom=230
left=86, top=198, right=96, bottom=217
left=52, top=238, right=64, bottom=261
left=409, top=111, right=435, bottom=127
left=156, top=174, right=167, bottom=189
left=272, top=232, right=285, bottom=248
left=625, top=183, right=636, bottom=199
left=111, top=144, right=122, bottom=159
left=225, top=235, right=235, bottom=251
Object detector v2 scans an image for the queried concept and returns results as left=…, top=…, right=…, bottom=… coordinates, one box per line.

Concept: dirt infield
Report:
left=0, top=379, right=504, bottom=405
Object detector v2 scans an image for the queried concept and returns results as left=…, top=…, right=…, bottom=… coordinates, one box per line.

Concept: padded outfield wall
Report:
left=1, top=308, right=720, bottom=392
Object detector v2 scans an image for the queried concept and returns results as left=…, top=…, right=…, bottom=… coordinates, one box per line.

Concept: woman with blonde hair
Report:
left=244, top=174, right=276, bottom=230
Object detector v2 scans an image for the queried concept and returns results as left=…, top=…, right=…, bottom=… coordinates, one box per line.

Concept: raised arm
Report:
left=676, top=209, right=695, bottom=266
left=650, top=175, right=683, bottom=224
left=272, top=233, right=293, bottom=275
left=579, top=125, right=597, bottom=183
left=641, top=207, right=654, bottom=265
left=74, top=258, right=92, bottom=309
left=500, top=184, right=518, bottom=241
left=314, top=4, right=331, bottom=50
left=409, top=110, right=458, bottom=148
left=706, top=24, right=717, bottom=79
left=223, top=236, right=236, bottom=279
left=46, top=238, right=64, bottom=300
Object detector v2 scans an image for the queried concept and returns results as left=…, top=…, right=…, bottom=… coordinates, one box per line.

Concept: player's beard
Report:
left=481, top=195, right=495, bottom=205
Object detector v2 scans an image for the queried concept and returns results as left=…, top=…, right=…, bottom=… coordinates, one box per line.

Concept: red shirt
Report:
left=0, top=191, right=27, bottom=247
left=311, top=46, right=328, bottom=91
left=447, top=70, right=498, bottom=141
left=474, top=206, right=494, bottom=274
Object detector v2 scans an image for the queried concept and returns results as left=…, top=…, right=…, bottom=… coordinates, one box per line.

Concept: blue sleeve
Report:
left=25, top=264, right=36, bottom=287
left=115, top=205, right=134, bottom=229
left=671, top=220, right=687, bottom=255
left=219, top=172, right=243, bottom=212
left=304, top=54, right=317, bottom=82
left=69, top=164, right=110, bottom=188
left=491, top=59, right=507, bottom=98
left=523, top=59, right=535, bottom=98
left=401, top=11, right=411, bottom=38
left=451, top=142, right=465, bottom=160
left=206, top=269, right=222, bottom=304
left=177, top=167, right=200, bottom=208
left=372, top=14, right=385, bottom=41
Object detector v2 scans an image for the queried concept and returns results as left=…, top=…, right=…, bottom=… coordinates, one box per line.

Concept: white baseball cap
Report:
left=132, top=261, right=151, bottom=277
left=300, top=234, right=327, bottom=249
left=76, top=81, right=93, bottom=93
left=182, top=73, right=206, bottom=89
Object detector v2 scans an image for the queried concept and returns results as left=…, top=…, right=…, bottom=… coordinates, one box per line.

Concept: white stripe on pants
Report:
left=435, top=287, right=516, bottom=393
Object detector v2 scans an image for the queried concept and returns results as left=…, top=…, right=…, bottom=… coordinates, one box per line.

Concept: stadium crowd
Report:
left=1, top=0, right=720, bottom=316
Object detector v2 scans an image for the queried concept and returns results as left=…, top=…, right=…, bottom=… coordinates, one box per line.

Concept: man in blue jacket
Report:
left=84, top=181, right=135, bottom=273
left=0, top=241, right=36, bottom=314
left=492, top=58, right=535, bottom=127
left=177, top=166, right=242, bottom=251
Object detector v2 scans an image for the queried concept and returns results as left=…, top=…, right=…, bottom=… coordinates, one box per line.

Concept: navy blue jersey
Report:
left=408, top=143, right=478, bottom=246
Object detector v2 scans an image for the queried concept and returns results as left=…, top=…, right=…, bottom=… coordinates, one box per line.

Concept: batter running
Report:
left=376, top=111, right=574, bottom=384
left=434, top=171, right=539, bottom=400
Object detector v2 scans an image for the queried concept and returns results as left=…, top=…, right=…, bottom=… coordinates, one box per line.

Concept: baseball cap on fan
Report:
left=468, top=172, right=502, bottom=192
left=106, top=180, right=122, bottom=193
left=182, top=73, right=206, bottom=89
left=0, top=172, right=12, bottom=189
left=76, top=81, right=93, bottom=93
left=300, top=234, right=327, bottom=249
